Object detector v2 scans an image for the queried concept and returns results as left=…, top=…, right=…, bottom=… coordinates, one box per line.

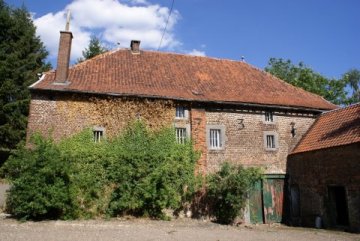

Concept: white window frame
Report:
left=93, top=126, right=105, bottom=143
left=264, top=111, right=276, bottom=123
left=175, top=127, right=187, bottom=144
left=263, top=131, right=278, bottom=151
left=174, top=123, right=190, bottom=143
left=206, top=125, right=226, bottom=150
left=175, top=106, right=189, bottom=119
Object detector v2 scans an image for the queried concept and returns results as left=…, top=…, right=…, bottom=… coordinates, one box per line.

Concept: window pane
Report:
left=210, top=129, right=221, bottom=148
left=266, top=135, right=275, bottom=149
left=265, top=111, right=273, bottom=122
left=175, top=128, right=187, bottom=144
left=176, top=106, right=185, bottom=118
left=93, top=130, right=103, bottom=143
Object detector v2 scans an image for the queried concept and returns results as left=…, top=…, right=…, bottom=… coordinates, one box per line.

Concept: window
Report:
left=263, top=131, right=278, bottom=150
left=264, top=111, right=274, bottom=123
left=209, top=129, right=222, bottom=149
left=207, top=125, right=225, bottom=150
left=93, top=130, right=103, bottom=143
left=175, top=106, right=187, bottom=119
left=175, top=127, right=187, bottom=144
left=266, top=135, right=275, bottom=149
left=93, top=126, right=105, bottom=143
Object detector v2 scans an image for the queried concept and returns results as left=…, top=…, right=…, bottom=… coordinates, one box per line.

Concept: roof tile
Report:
left=32, top=49, right=336, bottom=110
left=291, top=103, right=360, bottom=154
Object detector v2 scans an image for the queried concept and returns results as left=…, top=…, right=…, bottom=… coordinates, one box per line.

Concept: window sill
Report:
left=265, top=148, right=278, bottom=152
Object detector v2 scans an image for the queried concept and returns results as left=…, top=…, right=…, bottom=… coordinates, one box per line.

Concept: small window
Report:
left=264, top=111, right=274, bottom=122
left=175, top=127, right=187, bottom=144
left=93, top=130, right=103, bottom=143
left=266, top=135, right=275, bottom=149
left=93, top=126, right=105, bottom=143
left=209, top=129, right=222, bottom=149
left=175, top=106, right=187, bottom=119
left=264, top=131, right=278, bottom=150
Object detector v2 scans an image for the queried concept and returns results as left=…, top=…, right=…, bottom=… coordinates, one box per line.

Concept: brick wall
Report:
left=287, top=143, right=360, bottom=232
left=204, top=109, right=315, bottom=174
left=27, top=92, right=316, bottom=176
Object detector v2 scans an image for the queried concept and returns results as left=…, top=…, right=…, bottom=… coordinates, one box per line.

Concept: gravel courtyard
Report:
left=0, top=214, right=358, bottom=241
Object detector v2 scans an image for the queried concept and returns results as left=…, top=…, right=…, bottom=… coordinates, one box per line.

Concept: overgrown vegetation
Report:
left=1, top=121, right=199, bottom=220
left=206, top=163, right=262, bottom=224
left=1, top=121, right=262, bottom=223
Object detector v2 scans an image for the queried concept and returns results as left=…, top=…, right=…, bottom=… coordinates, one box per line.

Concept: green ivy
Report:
left=1, top=121, right=199, bottom=220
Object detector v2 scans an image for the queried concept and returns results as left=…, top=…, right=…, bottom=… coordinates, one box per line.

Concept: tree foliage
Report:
left=0, top=1, right=50, bottom=162
left=265, top=58, right=347, bottom=105
left=77, top=35, right=108, bottom=63
left=342, top=69, right=360, bottom=104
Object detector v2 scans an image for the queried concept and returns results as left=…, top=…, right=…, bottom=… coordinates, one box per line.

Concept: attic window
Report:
left=93, top=126, right=105, bottom=143
left=175, top=106, right=188, bottom=119
left=264, top=111, right=274, bottom=123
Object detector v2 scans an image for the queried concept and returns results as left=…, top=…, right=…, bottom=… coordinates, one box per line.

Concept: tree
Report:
left=342, top=69, right=360, bottom=104
left=0, top=1, right=50, bottom=163
left=76, top=35, right=108, bottom=63
left=265, top=58, right=347, bottom=105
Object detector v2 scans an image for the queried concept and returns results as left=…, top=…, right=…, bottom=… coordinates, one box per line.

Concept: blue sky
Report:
left=6, top=0, right=360, bottom=79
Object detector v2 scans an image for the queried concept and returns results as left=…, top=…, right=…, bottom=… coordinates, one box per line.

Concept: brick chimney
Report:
left=130, top=40, right=140, bottom=54
left=55, top=11, right=73, bottom=84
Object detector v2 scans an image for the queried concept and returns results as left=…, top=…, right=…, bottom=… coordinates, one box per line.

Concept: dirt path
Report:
left=0, top=214, right=358, bottom=241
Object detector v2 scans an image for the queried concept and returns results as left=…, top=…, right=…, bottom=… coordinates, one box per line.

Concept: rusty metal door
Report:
left=262, top=178, right=284, bottom=223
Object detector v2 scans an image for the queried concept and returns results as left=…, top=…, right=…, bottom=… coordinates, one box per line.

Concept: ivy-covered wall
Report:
left=27, top=92, right=175, bottom=142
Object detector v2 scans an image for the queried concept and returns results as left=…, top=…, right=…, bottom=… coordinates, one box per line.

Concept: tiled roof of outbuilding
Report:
left=31, top=49, right=336, bottom=110
left=292, top=103, right=360, bottom=154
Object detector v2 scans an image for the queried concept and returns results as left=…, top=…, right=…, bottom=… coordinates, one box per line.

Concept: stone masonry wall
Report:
left=27, top=92, right=175, bottom=142
left=287, top=143, right=360, bottom=232
left=205, top=109, right=316, bottom=174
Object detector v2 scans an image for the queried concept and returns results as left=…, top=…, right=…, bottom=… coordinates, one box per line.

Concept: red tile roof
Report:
left=31, top=49, right=336, bottom=110
left=292, top=103, right=360, bottom=154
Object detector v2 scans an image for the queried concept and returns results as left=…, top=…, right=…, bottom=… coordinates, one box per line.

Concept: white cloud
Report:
left=187, top=49, right=206, bottom=57
left=34, top=0, right=180, bottom=61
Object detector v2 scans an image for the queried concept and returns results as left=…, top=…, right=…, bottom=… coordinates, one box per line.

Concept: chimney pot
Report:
left=130, top=40, right=141, bottom=54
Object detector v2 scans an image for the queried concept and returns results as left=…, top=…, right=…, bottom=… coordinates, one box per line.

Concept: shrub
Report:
left=1, top=135, right=71, bottom=220
left=107, top=121, right=199, bottom=218
left=206, top=162, right=262, bottom=224
left=1, top=121, right=199, bottom=220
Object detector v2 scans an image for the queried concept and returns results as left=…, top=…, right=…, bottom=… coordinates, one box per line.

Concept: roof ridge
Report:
left=70, top=48, right=123, bottom=69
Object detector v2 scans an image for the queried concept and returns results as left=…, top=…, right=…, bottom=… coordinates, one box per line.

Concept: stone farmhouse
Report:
left=27, top=26, right=336, bottom=223
left=288, top=103, right=360, bottom=232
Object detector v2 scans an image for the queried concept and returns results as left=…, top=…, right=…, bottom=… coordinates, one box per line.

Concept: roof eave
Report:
left=29, top=87, right=331, bottom=113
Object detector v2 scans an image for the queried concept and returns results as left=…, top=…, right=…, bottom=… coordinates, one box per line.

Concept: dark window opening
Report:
left=176, top=106, right=186, bottom=118
left=265, top=111, right=274, bottom=122
left=93, top=130, right=103, bottom=143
